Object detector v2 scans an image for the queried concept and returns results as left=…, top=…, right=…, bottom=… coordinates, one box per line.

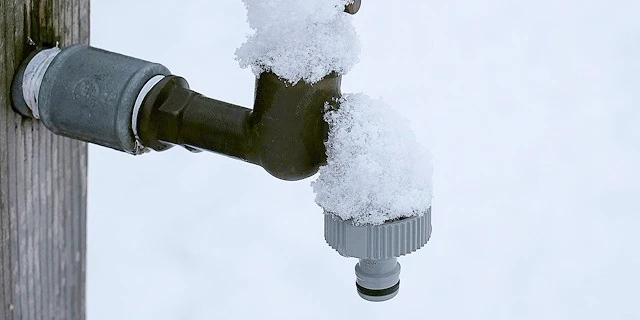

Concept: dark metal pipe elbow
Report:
left=137, top=73, right=342, bottom=181
left=250, top=72, right=342, bottom=180
left=11, top=44, right=342, bottom=181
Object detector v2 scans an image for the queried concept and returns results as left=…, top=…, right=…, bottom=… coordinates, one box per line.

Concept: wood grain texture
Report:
left=0, top=0, right=89, bottom=319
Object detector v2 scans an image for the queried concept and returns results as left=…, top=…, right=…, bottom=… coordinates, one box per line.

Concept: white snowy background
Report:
left=89, top=0, right=639, bottom=319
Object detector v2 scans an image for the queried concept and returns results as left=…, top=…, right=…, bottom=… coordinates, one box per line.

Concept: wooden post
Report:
left=0, top=0, right=89, bottom=319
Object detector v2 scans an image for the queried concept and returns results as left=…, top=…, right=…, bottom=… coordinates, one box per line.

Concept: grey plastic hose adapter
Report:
left=324, top=207, right=431, bottom=301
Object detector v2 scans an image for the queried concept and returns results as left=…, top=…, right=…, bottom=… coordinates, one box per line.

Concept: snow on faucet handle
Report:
left=236, top=0, right=360, bottom=84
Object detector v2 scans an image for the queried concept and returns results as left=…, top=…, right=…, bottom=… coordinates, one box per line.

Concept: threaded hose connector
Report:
left=324, top=208, right=431, bottom=301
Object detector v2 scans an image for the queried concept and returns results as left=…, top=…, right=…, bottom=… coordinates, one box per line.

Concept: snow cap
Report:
left=313, top=94, right=434, bottom=225
left=236, top=0, right=360, bottom=84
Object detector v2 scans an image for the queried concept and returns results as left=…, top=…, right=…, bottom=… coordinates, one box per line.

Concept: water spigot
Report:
left=10, top=2, right=433, bottom=299
left=135, top=72, right=341, bottom=180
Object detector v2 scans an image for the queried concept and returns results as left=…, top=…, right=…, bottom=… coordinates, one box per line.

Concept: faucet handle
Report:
left=344, top=0, right=361, bottom=14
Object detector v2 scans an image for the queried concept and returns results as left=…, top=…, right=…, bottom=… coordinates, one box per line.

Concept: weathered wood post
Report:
left=1, top=0, right=89, bottom=319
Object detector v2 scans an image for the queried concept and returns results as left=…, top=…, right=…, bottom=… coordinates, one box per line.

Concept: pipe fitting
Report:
left=135, top=72, right=341, bottom=180
left=12, top=44, right=171, bottom=154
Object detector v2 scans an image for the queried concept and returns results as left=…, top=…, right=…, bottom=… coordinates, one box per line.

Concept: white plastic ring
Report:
left=131, top=75, right=166, bottom=152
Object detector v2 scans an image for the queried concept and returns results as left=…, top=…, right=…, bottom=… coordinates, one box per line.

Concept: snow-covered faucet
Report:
left=11, top=0, right=433, bottom=302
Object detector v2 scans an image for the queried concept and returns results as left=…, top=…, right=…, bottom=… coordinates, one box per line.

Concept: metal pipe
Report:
left=135, top=75, right=255, bottom=160
left=135, top=72, right=341, bottom=180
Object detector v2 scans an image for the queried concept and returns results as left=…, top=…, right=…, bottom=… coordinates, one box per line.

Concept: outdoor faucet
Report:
left=10, top=0, right=431, bottom=302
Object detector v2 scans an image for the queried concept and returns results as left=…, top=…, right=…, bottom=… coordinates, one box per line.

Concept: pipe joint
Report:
left=12, top=44, right=171, bottom=154
left=135, top=72, right=341, bottom=180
